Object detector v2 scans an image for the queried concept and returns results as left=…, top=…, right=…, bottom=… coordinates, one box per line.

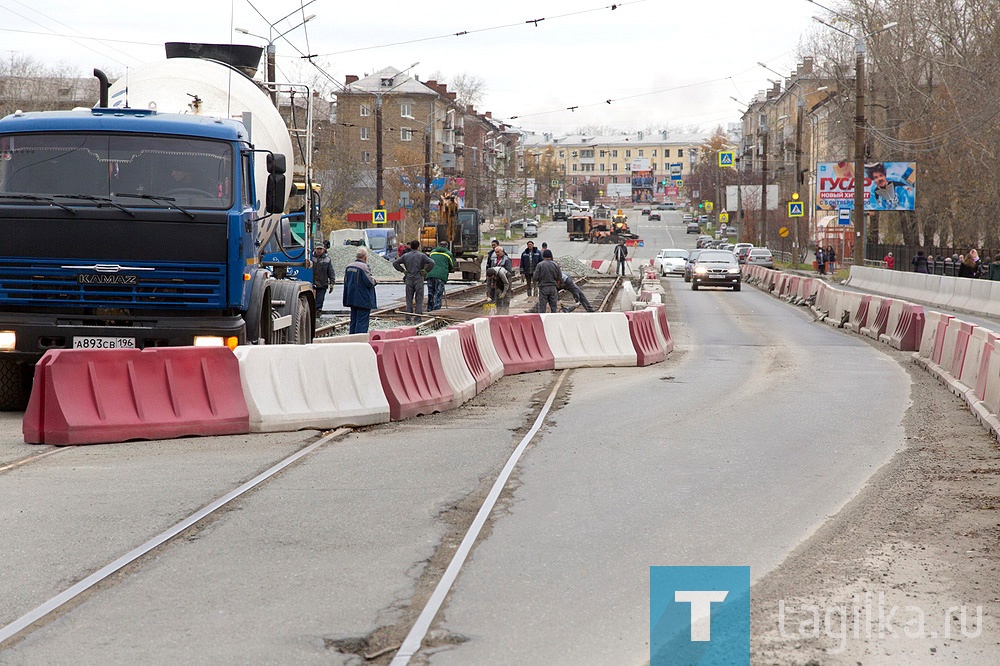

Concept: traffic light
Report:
left=699, top=202, right=704, bottom=209
left=661, top=179, right=667, bottom=186
left=529, top=200, right=536, bottom=208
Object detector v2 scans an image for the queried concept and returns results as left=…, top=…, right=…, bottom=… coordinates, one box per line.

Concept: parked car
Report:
left=524, top=222, right=538, bottom=237
left=649, top=211, right=662, bottom=221
left=745, top=247, right=774, bottom=268
left=733, top=243, right=754, bottom=263
left=690, top=250, right=742, bottom=291
left=686, top=221, right=701, bottom=234
left=653, top=248, right=690, bottom=277
left=684, top=249, right=704, bottom=282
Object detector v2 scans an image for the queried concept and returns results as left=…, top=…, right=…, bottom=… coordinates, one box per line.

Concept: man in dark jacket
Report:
left=912, top=250, right=929, bottom=274
left=312, top=244, right=337, bottom=317
left=426, top=244, right=456, bottom=311
left=613, top=240, right=628, bottom=276
left=559, top=271, right=595, bottom=312
left=343, top=247, right=377, bottom=334
left=392, top=240, right=436, bottom=322
left=534, top=249, right=563, bottom=313
left=520, top=241, right=542, bottom=296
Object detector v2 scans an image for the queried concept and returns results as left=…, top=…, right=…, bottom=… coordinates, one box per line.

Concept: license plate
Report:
left=72, top=336, right=136, bottom=350
left=709, top=274, right=727, bottom=279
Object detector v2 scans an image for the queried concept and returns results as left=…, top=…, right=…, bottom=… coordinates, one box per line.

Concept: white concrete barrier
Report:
left=234, top=343, right=390, bottom=432
left=313, top=333, right=371, bottom=344
left=432, top=329, right=477, bottom=406
left=976, top=340, right=1000, bottom=424
left=987, top=282, right=1000, bottom=318
left=928, top=274, right=954, bottom=309
left=966, top=279, right=994, bottom=315
left=917, top=311, right=950, bottom=360
left=877, top=299, right=906, bottom=345
left=467, top=317, right=505, bottom=384
left=620, top=280, right=636, bottom=311
left=946, top=277, right=974, bottom=311
left=939, top=318, right=971, bottom=377
left=958, top=326, right=992, bottom=399
left=540, top=312, right=637, bottom=369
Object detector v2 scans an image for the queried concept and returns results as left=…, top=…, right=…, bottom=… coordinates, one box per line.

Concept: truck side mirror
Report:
left=265, top=173, right=286, bottom=214
left=267, top=152, right=286, bottom=175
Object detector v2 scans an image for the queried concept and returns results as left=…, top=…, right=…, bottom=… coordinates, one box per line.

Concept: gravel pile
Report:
left=556, top=255, right=602, bottom=277
left=329, top=245, right=401, bottom=279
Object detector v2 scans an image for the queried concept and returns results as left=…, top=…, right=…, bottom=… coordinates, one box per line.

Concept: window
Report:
left=638, top=150, right=644, bottom=157
left=572, top=164, right=578, bottom=172
left=664, top=149, right=671, bottom=158
left=361, top=151, right=371, bottom=164
left=559, top=150, right=564, bottom=158
left=360, top=104, right=371, bottom=117
left=678, top=149, right=684, bottom=157
left=400, top=102, right=413, bottom=118
left=612, top=150, right=618, bottom=157
left=599, top=163, right=605, bottom=171
left=652, top=150, right=657, bottom=157
left=599, top=150, right=606, bottom=158
left=581, top=149, right=594, bottom=158
left=360, top=127, right=370, bottom=141
left=626, top=150, right=631, bottom=158
left=401, top=127, right=412, bottom=141
left=612, top=163, right=618, bottom=172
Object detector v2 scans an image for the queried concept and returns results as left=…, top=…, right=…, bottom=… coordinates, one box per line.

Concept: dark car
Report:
left=690, top=250, right=741, bottom=291
left=683, top=249, right=704, bottom=282
left=649, top=211, right=662, bottom=221
left=641, top=208, right=651, bottom=216
left=686, top=221, right=701, bottom=234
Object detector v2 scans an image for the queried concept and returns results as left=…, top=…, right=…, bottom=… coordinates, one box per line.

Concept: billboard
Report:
left=816, top=162, right=916, bottom=211
left=631, top=158, right=653, bottom=203
left=606, top=183, right=632, bottom=198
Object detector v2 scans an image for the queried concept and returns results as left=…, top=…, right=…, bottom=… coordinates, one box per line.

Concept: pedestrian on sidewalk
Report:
left=816, top=247, right=826, bottom=275
left=912, top=250, right=929, bottom=273
left=883, top=252, right=895, bottom=269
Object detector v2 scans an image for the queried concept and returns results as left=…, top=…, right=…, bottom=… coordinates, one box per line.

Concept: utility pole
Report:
left=852, top=41, right=866, bottom=266
left=424, top=120, right=432, bottom=233
left=795, top=96, right=804, bottom=266
left=760, top=124, right=768, bottom=247
left=375, top=94, right=384, bottom=213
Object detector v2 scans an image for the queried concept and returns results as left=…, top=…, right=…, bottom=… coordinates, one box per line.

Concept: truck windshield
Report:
left=366, top=233, right=388, bottom=251
left=0, top=133, right=233, bottom=210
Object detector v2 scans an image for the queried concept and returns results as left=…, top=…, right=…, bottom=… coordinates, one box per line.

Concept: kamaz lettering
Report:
left=77, top=274, right=138, bottom=285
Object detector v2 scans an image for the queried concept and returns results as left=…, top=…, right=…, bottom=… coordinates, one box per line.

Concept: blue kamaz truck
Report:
left=0, top=48, right=317, bottom=409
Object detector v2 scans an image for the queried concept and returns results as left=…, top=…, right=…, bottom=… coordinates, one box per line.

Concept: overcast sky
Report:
left=0, top=0, right=827, bottom=134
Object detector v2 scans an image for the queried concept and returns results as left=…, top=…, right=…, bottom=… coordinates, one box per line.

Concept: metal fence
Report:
left=868, top=243, right=998, bottom=278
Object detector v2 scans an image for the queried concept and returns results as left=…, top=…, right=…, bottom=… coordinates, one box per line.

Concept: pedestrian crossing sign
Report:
left=718, top=151, right=735, bottom=168
left=788, top=201, right=804, bottom=217
left=372, top=209, right=387, bottom=224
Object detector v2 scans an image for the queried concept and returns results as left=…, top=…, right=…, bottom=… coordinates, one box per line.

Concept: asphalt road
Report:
left=0, top=209, right=915, bottom=664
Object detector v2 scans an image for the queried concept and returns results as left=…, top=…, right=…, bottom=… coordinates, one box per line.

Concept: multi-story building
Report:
left=521, top=130, right=709, bottom=204
left=334, top=67, right=519, bottom=231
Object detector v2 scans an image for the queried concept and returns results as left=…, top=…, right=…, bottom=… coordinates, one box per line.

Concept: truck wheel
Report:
left=292, top=294, right=312, bottom=344
left=0, top=358, right=30, bottom=411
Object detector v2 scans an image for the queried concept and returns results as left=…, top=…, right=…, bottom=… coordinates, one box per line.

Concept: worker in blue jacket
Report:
left=343, top=247, right=378, bottom=334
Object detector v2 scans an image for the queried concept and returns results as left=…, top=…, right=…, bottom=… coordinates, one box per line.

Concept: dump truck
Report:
left=567, top=214, right=592, bottom=241
left=0, top=44, right=318, bottom=409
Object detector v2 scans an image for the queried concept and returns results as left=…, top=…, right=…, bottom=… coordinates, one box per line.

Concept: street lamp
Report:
left=811, top=11, right=897, bottom=265
left=235, top=9, right=316, bottom=106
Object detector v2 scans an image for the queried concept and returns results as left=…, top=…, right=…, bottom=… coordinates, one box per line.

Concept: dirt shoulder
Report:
left=750, top=338, right=1000, bottom=664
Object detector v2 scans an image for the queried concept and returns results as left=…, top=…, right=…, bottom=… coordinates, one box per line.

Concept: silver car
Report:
left=745, top=247, right=774, bottom=268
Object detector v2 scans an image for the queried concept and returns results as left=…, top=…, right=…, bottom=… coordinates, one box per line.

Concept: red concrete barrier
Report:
left=23, top=347, right=249, bottom=446
left=864, top=298, right=894, bottom=339
left=644, top=303, right=675, bottom=354
left=449, top=321, right=493, bottom=394
left=488, top=314, right=555, bottom=375
left=624, top=310, right=665, bottom=366
left=853, top=295, right=872, bottom=331
left=371, top=336, right=455, bottom=421
left=887, top=303, right=925, bottom=351
left=369, top=326, right=418, bottom=342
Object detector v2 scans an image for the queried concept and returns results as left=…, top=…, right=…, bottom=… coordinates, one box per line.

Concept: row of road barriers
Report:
left=23, top=307, right=675, bottom=445
left=743, top=264, right=1000, bottom=441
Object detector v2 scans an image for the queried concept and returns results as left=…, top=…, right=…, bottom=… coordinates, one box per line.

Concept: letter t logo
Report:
left=674, top=590, right=729, bottom=641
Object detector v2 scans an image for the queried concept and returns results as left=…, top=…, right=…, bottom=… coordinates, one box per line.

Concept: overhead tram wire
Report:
left=315, top=0, right=647, bottom=58
left=0, top=4, right=140, bottom=67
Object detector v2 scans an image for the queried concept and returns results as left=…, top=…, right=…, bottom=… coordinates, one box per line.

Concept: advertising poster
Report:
left=816, top=162, right=916, bottom=211
left=630, top=158, right=653, bottom=203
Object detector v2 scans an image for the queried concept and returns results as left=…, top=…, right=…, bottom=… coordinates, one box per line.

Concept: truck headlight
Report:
left=0, top=330, right=15, bottom=351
